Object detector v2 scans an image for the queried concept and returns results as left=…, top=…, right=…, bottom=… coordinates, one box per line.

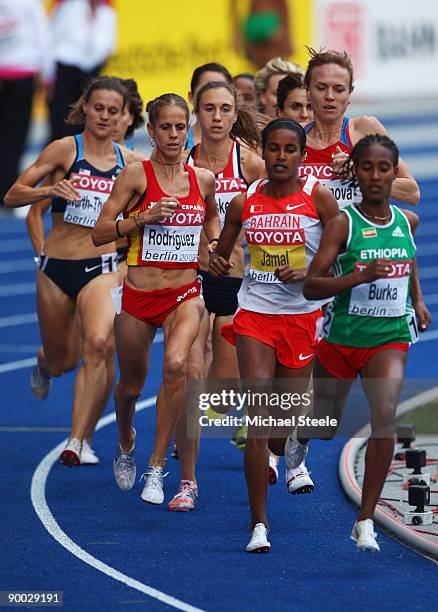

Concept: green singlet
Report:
left=322, top=204, right=418, bottom=348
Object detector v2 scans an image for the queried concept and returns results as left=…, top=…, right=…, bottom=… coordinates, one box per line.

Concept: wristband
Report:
left=209, top=238, right=219, bottom=244
left=115, top=219, right=122, bottom=238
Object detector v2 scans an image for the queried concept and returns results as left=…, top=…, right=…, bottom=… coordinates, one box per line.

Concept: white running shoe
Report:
left=60, top=438, right=82, bottom=467
left=246, top=523, right=271, bottom=553
left=268, top=453, right=279, bottom=485
left=140, top=466, right=168, bottom=504
left=351, top=519, right=380, bottom=553
left=286, top=461, right=314, bottom=494
left=284, top=431, right=308, bottom=470
left=30, top=365, right=52, bottom=400
left=80, top=440, right=99, bottom=465
left=113, top=431, right=136, bottom=490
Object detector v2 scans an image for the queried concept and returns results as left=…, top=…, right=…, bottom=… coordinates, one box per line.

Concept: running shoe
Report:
left=140, top=466, right=167, bottom=504
left=286, top=462, right=314, bottom=494
left=167, top=480, right=198, bottom=511
left=246, top=523, right=271, bottom=553
left=269, top=453, right=279, bottom=485
left=205, top=406, right=228, bottom=420
left=351, top=519, right=380, bottom=553
left=80, top=440, right=100, bottom=465
left=231, top=424, right=248, bottom=450
left=30, top=365, right=52, bottom=400
left=113, top=430, right=136, bottom=490
left=284, top=431, right=308, bottom=469
left=60, top=438, right=82, bottom=467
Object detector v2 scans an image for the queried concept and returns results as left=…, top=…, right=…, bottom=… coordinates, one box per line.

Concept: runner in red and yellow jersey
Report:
left=93, top=93, right=220, bottom=512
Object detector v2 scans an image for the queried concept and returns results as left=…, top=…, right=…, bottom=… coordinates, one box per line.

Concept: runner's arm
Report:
left=209, top=193, right=244, bottom=276
left=304, top=214, right=393, bottom=299
left=92, top=163, right=180, bottom=246
left=201, top=171, right=221, bottom=243
left=403, top=210, right=431, bottom=331
left=4, top=139, right=80, bottom=207
left=25, top=192, right=51, bottom=255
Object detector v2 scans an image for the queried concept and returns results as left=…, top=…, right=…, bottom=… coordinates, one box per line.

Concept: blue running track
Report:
left=0, top=178, right=437, bottom=611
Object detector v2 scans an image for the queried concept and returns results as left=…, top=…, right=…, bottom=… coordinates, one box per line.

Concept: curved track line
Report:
left=30, top=397, right=204, bottom=612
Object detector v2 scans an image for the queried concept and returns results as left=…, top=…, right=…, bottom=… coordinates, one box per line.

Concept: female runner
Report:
left=209, top=118, right=338, bottom=552
left=93, top=93, right=220, bottom=511
left=5, top=76, right=142, bottom=466
left=296, top=134, right=431, bottom=552
left=300, top=48, right=419, bottom=209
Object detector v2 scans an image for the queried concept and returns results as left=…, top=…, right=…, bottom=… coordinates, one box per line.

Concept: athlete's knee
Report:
left=115, top=379, right=143, bottom=401
left=45, top=361, right=66, bottom=377
left=163, top=354, right=187, bottom=381
left=83, top=335, right=113, bottom=364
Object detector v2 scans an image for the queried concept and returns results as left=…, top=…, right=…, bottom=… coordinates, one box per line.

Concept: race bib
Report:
left=299, top=164, right=361, bottom=209
left=349, top=260, right=411, bottom=317
left=245, top=213, right=306, bottom=283
left=64, top=172, right=115, bottom=228
left=141, top=225, right=202, bottom=264
left=215, top=176, right=247, bottom=228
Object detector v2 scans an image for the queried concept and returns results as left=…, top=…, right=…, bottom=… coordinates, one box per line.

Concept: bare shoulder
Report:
left=119, top=147, right=145, bottom=164
left=116, top=160, right=146, bottom=186
left=44, top=135, right=76, bottom=160
left=400, top=207, right=419, bottom=232
left=350, top=115, right=387, bottom=142
left=240, top=146, right=265, bottom=182
left=193, top=166, right=215, bottom=190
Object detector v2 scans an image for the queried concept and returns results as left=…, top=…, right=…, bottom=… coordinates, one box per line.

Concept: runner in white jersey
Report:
left=299, top=48, right=419, bottom=209
left=5, top=77, right=143, bottom=466
left=209, top=119, right=338, bottom=553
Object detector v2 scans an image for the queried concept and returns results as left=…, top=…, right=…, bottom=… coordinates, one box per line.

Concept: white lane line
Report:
left=0, top=259, right=35, bottom=273
left=0, top=313, right=38, bottom=328
left=0, top=357, right=37, bottom=373
left=0, top=239, right=33, bottom=253
left=0, top=344, right=40, bottom=354
left=0, top=282, right=35, bottom=297
left=30, top=398, right=204, bottom=612
left=0, top=334, right=163, bottom=372
left=0, top=427, right=70, bottom=432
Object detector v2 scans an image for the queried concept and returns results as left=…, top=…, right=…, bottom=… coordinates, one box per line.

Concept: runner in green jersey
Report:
left=287, top=134, right=431, bottom=553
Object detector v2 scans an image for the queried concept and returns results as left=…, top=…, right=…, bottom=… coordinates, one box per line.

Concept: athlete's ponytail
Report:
left=194, top=81, right=265, bottom=151
left=66, top=76, right=130, bottom=125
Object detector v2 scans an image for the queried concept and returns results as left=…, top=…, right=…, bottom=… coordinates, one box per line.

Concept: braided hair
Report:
left=341, top=134, right=399, bottom=190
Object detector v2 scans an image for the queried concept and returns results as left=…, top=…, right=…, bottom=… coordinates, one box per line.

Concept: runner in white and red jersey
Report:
left=93, top=93, right=220, bottom=513
left=299, top=48, right=420, bottom=209
left=209, top=118, right=338, bottom=552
